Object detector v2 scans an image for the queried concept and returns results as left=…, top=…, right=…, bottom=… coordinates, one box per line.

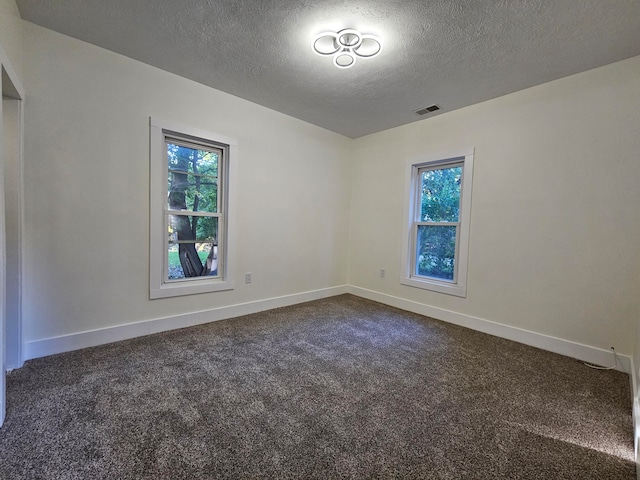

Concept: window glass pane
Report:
left=167, top=242, right=218, bottom=280
left=167, top=143, right=219, bottom=213
left=416, top=225, right=457, bottom=281
left=168, top=214, right=218, bottom=243
left=168, top=215, right=219, bottom=279
left=420, top=166, right=462, bottom=222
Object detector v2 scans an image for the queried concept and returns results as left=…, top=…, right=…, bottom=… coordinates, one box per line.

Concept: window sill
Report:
left=400, top=276, right=467, bottom=298
left=150, top=278, right=234, bottom=299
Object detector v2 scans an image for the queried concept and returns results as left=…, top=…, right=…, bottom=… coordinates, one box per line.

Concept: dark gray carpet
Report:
left=0, top=294, right=634, bottom=479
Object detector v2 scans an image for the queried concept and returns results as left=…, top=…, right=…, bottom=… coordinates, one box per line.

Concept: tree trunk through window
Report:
left=169, top=150, right=205, bottom=277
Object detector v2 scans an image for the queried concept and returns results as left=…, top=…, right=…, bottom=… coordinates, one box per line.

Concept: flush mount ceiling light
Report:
left=312, top=28, right=383, bottom=69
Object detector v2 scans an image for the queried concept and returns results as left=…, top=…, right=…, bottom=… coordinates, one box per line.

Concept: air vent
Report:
left=415, top=104, right=441, bottom=116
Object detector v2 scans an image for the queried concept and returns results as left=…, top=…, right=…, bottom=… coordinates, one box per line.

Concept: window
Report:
left=150, top=118, right=237, bottom=298
left=401, top=149, right=474, bottom=297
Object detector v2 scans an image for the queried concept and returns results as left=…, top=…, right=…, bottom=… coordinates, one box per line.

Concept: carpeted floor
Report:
left=0, top=294, right=634, bottom=479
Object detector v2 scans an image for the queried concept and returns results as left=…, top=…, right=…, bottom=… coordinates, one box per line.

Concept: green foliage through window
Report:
left=415, top=164, right=462, bottom=282
left=416, top=225, right=456, bottom=280
left=420, top=166, right=461, bottom=222
left=166, top=140, right=221, bottom=279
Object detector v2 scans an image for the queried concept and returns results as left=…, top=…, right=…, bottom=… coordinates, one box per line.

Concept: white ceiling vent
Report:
left=415, top=105, right=441, bottom=116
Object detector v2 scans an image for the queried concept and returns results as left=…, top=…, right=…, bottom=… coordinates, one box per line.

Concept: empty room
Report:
left=1, top=1, right=640, bottom=478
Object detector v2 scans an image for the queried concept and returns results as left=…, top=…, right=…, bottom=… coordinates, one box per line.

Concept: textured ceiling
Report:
left=15, top=0, right=640, bottom=138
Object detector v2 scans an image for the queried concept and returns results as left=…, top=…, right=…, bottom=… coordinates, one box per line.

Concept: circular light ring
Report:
left=312, top=32, right=340, bottom=56
left=353, top=34, right=383, bottom=58
left=336, top=29, right=362, bottom=49
left=333, top=51, right=356, bottom=69
left=312, top=28, right=383, bottom=68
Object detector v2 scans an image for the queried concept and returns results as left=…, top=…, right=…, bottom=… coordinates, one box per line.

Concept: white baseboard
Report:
left=348, top=285, right=631, bottom=374
left=23, top=283, right=633, bottom=375
left=24, top=285, right=349, bottom=360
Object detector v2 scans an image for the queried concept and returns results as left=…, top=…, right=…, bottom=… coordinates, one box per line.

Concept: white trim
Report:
left=16, top=97, right=24, bottom=369
left=150, top=117, right=238, bottom=150
left=24, top=285, right=349, bottom=360
left=2, top=96, right=24, bottom=370
left=348, top=285, right=631, bottom=373
left=631, top=354, right=640, bottom=474
left=636, top=399, right=640, bottom=480
left=149, top=117, right=238, bottom=299
left=0, top=47, right=25, bottom=428
left=23, top=282, right=633, bottom=373
left=0, top=81, right=5, bottom=428
left=400, top=148, right=474, bottom=298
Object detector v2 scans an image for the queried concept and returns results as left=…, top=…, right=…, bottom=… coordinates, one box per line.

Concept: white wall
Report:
left=17, top=18, right=640, bottom=371
left=349, top=55, right=640, bottom=357
left=0, top=0, right=22, bottom=81
left=21, top=22, right=351, bottom=346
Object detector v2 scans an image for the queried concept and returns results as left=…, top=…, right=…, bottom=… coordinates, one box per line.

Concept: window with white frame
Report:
left=401, top=149, right=474, bottom=297
left=149, top=118, right=237, bottom=299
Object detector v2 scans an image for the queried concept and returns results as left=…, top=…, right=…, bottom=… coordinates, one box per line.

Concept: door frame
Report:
left=0, top=49, right=25, bottom=427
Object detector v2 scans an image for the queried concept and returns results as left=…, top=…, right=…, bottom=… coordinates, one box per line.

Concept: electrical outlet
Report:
left=380, top=268, right=385, bottom=278
left=245, top=272, right=252, bottom=284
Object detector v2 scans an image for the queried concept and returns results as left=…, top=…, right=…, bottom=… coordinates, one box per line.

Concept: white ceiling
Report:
left=15, top=0, right=640, bottom=138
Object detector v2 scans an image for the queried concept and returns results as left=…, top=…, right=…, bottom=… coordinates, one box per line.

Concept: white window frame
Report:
left=400, top=148, right=474, bottom=297
left=149, top=118, right=237, bottom=299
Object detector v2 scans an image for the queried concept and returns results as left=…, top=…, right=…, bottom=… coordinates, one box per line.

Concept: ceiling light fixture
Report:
left=312, top=29, right=383, bottom=69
